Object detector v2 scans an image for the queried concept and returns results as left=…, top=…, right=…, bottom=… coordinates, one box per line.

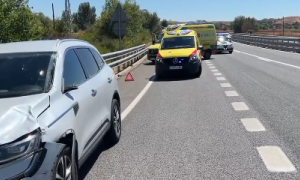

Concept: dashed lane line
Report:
left=211, top=69, right=218, bottom=72
left=220, top=83, right=232, bottom=87
left=225, top=91, right=238, bottom=96
left=231, top=102, right=249, bottom=111
left=241, top=118, right=265, bottom=132
left=257, top=146, right=296, bottom=172
left=209, top=66, right=215, bottom=69
left=214, top=73, right=222, bottom=76
left=216, top=77, right=226, bottom=81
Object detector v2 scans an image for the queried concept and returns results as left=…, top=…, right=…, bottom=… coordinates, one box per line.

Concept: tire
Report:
left=229, top=51, right=233, bottom=54
left=52, top=146, right=78, bottom=180
left=195, top=65, right=202, bottom=78
left=204, top=50, right=211, bottom=60
left=103, top=99, right=121, bottom=146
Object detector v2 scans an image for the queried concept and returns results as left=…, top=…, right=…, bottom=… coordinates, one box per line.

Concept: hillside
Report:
left=274, top=16, right=300, bottom=24
left=168, top=16, right=300, bottom=25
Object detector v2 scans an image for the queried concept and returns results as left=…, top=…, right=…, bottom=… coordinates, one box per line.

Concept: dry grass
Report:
left=275, top=16, right=300, bottom=24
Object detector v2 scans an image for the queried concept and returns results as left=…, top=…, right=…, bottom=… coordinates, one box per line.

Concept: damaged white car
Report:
left=0, top=39, right=122, bottom=180
left=216, top=35, right=234, bottom=54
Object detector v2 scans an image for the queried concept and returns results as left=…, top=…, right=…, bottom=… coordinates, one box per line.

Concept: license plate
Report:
left=169, top=66, right=182, bottom=69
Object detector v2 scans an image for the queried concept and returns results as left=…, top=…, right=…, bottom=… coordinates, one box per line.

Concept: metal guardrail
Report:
left=232, top=33, right=300, bottom=53
left=102, top=44, right=148, bottom=74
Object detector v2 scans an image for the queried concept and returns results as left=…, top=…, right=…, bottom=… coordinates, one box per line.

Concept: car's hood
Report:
left=159, top=48, right=196, bottom=58
left=149, top=43, right=160, bottom=49
left=0, top=94, right=50, bottom=145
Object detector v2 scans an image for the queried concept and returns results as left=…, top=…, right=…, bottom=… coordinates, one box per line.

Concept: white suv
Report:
left=0, top=39, right=122, bottom=180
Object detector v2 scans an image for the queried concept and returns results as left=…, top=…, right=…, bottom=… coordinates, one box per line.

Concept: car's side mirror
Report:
left=198, top=45, right=203, bottom=50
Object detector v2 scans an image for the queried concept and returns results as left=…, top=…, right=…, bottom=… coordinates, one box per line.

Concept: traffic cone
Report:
left=125, top=72, right=134, bottom=81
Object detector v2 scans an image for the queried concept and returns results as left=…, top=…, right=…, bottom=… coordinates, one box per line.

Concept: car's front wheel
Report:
left=53, top=146, right=78, bottom=180
left=104, top=99, right=121, bottom=145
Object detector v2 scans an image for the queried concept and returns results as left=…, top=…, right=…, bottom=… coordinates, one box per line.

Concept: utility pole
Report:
left=282, top=16, right=285, bottom=36
left=52, top=3, right=55, bottom=29
left=65, top=0, right=72, bottom=34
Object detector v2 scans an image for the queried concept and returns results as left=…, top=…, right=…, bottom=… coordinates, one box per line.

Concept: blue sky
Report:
left=29, top=0, right=300, bottom=21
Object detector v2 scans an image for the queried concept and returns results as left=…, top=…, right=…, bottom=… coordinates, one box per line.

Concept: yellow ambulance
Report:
left=174, top=22, right=217, bottom=60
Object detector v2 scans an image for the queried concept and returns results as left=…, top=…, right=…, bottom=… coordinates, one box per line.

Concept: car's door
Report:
left=74, top=48, right=108, bottom=152
left=89, top=47, right=114, bottom=121
left=62, top=49, right=94, bottom=156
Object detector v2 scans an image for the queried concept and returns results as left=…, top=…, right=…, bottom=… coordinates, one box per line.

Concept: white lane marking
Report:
left=257, top=146, right=296, bottom=172
left=235, top=50, right=240, bottom=53
left=209, top=66, right=215, bottom=68
left=220, top=83, right=231, bottom=87
left=241, top=118, right=265, bottom=132
left=121, top=80, right=153, bottom=120
left=211, top=69, right=218, bottom=72
left=216, top=77, right=226, bottom=81
left=207, top=64, right=213, bottom=66
left=225, top=91, right=238, bottom=96
left=236, top=50, right=300, bottom=69
left=214, top=73, right=222, bottom=76
left=205, top=61, right=211, bottom=63
left=231, top=102, right=249, bottom=111
left=234, top=42, right=300, bottom=56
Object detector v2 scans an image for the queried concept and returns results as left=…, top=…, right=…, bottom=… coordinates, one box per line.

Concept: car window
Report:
left=75, top=48, right=99, bottom=77
left=161, top=36, right=195, bottom=50
left=0, top=52, right=55, bottom=98
left=89, top=48, right=105, bottom=69
left=63, top=49, right=87, bottom=87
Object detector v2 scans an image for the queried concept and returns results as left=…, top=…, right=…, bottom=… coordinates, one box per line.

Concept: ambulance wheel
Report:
left=204, top=50, right=211, bottom=60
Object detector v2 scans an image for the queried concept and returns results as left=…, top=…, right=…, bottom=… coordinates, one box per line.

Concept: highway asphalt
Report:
left=80, top=44, right=300, bottom=179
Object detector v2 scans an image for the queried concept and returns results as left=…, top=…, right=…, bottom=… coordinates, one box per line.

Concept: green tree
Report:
left=0, top=0, right=33, bottom=42
left=232, top=16, right=258, bottom=33
left=73, top=2, right=96, bottom=30
left=161, top=19, right=168, bottom=27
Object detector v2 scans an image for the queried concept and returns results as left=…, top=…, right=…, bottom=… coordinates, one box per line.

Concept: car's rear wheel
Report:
left=104, top=99, right=121, bottom=146
left=204, top=50, right=211, bottom=60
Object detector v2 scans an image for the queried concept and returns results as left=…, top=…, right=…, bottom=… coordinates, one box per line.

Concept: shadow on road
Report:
left=78, top=140, right=115, bottom=180
left=149, top=73, right=200, bottom=82
left=143, top=61, right=155, bottom=65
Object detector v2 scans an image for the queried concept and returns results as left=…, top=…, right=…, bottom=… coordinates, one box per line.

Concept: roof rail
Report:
left=56, top=39, right=90, bottom=46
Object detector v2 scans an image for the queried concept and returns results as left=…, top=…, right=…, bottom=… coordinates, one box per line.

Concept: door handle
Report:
left=107, top=77, right=112, bottom=83
left=91, top=89, right=97, bottom=97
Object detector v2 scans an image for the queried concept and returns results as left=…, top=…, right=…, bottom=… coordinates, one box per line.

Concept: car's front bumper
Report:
left=217, top=46, right=233, bottom=52
left=0, top=142, right=65, bottom=180
left=147, top=54, right=157, bottom=61
left=155, top=59, right=200, bottom=75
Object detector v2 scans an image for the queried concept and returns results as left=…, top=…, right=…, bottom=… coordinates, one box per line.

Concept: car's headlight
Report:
left=189, top=55, right=198, bottom=61
left=0, top=130, right=41, bottom=164
left=156, top=57, right=162, bottom=63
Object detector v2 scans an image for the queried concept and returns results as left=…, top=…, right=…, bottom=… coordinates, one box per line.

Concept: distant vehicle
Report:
left=155, top=30, right=202, bottom=78
left=216, top=35, right=234, bottom=54
left=173, top=22, right=217, bottom=60
left=148, top=33, right=164, bottom=63
left=0, top=39, right=122, bottom=179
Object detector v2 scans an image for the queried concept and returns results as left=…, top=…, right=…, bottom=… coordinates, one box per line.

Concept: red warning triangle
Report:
left=125, top=72, right=134, bottom=81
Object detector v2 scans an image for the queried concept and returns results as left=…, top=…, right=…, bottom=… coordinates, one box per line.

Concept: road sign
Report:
left=111, top=3, right=129, bottom=50
left=113, top=22, right=127, bottom=37
left=111, top=3, right=129, bottom=22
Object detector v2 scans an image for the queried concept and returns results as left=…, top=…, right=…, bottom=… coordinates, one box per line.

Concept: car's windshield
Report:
left=0, top=52, right=56, bottom=98
left=155, top=33, right=164, bottom=43
left=217, top=36, right=226, bottom=42
left=161, top=36, right=195, bottom=50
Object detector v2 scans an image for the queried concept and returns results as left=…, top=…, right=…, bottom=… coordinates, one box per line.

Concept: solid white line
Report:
left=220, top=83, right=231, bottom=87
left=211, top=69, right=218, bottom=72
left=231, top=102, right=249, bottom=111
left=241, top=118, right=265, bottom=132
left=257, top=146, right=296, bottom=172
left=121, top=81, right=153, bottom=120
left=214, top=73, right=222, bottom=76
left=225, top=91, right=238, bottom=96
left=236, top=50, right=300, bottom=69
left=216, top=77, right=226, bottom=81
left=209, top=66, right=215, bottom=69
